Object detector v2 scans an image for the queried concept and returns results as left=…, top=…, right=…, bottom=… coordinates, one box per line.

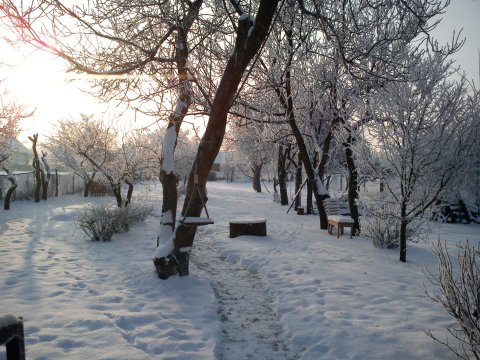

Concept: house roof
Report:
left=10, top=138, right=31, bottom=155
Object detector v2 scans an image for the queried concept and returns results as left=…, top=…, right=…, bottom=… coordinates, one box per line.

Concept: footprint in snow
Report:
left=191, top=228, right=294, bottom=360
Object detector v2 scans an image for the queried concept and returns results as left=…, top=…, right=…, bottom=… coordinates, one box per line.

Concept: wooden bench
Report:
left=324, top=198, right=354, bottom=239
left=88, top=181, right=113, bottom=197
left=229, top=219, right=267, bottom=238
left=0, top=315, right=25, bottom=360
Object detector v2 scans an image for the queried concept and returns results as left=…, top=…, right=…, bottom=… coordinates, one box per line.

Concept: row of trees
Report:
left=1, top=0, right=479, bottom=278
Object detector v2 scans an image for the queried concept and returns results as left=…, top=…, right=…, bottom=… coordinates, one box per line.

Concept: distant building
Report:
left=8, top=139, right=33, bottom=172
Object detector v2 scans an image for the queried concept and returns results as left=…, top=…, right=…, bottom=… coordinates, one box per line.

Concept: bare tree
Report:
left=425, top=239, right=480, bottom=360
left=355, top=53, right=475, bottom=262
left=228, top=122, right=274, bottom=192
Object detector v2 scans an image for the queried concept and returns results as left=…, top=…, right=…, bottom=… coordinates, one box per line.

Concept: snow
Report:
left=1, top=180, right=479, bottom=359
left=229, top=218, right=266, bottom=224
left=327, top=215, right=355, bottom=223
left=314, top=168, right=330, bottom=196
left=153, top=236, right=174, bottom=258
left=162, top=126, right=177, bottom=174
left=181, top=217, right=214, bottom=225
left=238, top=13, right=250, bottom=21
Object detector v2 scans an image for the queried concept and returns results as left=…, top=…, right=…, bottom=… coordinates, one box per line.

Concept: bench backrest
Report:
left=324, top=198, right=351, bottom=216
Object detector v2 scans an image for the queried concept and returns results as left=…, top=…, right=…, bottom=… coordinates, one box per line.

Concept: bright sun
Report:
left=2, top=50, right=105, bottom=142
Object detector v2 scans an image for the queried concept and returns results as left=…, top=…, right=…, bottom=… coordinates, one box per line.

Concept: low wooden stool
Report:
left=229, top=219, right=267, bottom=238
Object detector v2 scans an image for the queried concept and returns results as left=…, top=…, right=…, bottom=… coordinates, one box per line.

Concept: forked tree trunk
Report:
left=157, top=0, right=202, bottom=235
left=154, top=0, right=281, bottom=279
left=277, top=26, right=330, bottom=229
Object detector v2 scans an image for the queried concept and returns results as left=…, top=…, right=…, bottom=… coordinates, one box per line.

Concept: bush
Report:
left=363, top=213, right=400, bottom=249
left=360, top=197, right=423, bottom=249
left=77, top=203, right=117, bottom=241
left=425, top=240, right=480, bottom=360
left=77, top=199, right=153, bottom=241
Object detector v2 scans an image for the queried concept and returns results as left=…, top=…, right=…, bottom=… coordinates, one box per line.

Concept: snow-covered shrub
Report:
left=425, top=240, right=480, bottom=360
left=362, top=213, right=400, bottom=249
left=361, top=198, right=420, bottom=249
left=77, top=203, right=117, bottom=241
left=77, top=199, right=153, bottom=241
left=113, top=199, right=154, bottom=233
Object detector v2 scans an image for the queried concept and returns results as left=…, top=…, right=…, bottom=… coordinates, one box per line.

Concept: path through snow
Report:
left=191, top=225, right=293, bottom=360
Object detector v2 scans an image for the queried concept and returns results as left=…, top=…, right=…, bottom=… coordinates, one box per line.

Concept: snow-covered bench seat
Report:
left=324, top=198, right=354, bottom=239
left=229, top=218, right=267, bottom=238
left=0, top=314, right=25, bottom=360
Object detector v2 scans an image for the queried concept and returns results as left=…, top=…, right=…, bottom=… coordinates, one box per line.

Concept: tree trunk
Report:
left=55, top=169, right=58, bottom=197
left=84, top=179, right=91, bottom=197
left=4, top=174, right=17, bottom=210
left=294, top=154, right=302, bottom=211
left=124, top=179, right=134, bottom=206
left=41, top=151, right=51, bottom=200
left=306, top=179, right=313, bottom=214
left=41, top=169, right=48, bottom=200
left=343, top=133, right=361, bottom=235
left=154, top=0, right=280, bottom=279
left=252, top=163, right=263, bottom=193
left=277, top=145, right=289, bottom=205
left=277, top=26, right=330, bottom=229
left=29, top=134, right=42, bottom=203
left=113, top=185, right=123, bottom=208
left=157, top=6, right=200, bottom=235
left=399, top=203, right=407, bottom=262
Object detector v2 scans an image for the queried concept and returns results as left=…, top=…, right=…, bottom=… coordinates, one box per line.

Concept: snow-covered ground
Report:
left=1, top=181, right=478, bottom=359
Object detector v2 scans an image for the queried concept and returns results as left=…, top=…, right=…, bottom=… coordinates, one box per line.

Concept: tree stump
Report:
left=297, top=206, right=304, bottom=215
left=229, top=219, right=267, bottom=238
left=0, top=315, right=25, bottom=360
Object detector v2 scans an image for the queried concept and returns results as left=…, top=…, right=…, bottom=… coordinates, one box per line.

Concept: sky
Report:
left=432, top=0, right=480, bottom=84
left=0, top=0, right=479, bottom=143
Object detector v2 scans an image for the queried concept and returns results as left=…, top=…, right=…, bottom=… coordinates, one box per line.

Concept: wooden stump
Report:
left=229, top=219, right=267, bottom=238
left=0, top=315, right=25, bottom=360
left=297, top=206, right=304, bottom=215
